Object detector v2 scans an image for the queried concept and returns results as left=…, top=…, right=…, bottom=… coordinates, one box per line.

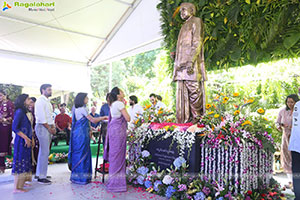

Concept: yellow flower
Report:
left=263, top=117, right=268, bottom=121
left=242, top=120, right=252, bottom=126
left=48, top=154, right=53, bottom=160
left=257, top=108, right=265, bottom=114
left=234, top=110, right=240, bottom=116
left=187, top=189, right=198, bottom=195
left=164, top=126, right=170, bottom=131
left=246, top=99, right=254, bottom=104
left=158, top=110, right=163, bottom=115
left=207, top=111, right=214, bottom=115
left=233, top=93, right=239, bottom=97
left=135, top=119, right=140, bottom=124
left=207, top=197, right=212, bottom=200
left=223, top=97, right=229, bottom=101
left=206, top=104, right=212, bottom=109
left=214, top=114, right=220, bottom=118
left=144, top=104, right=151, bottom=110
left=214, top=95, right=220, bottom=100
left=146, top=187, right=154, bottom=193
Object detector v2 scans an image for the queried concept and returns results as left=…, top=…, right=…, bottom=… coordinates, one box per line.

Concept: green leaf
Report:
left=284, top=32, right=300, bottom=49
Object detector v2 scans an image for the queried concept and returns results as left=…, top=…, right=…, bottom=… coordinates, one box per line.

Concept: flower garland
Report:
left=127, top=150, right=285, bottom=199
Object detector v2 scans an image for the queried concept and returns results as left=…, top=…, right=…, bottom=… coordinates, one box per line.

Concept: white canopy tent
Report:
left=0, top=0, right=162, bottom=96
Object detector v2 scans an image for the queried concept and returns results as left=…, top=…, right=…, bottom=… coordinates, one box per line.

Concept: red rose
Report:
left=197, top=124, right=205, bottom=128
left=247, top=191, right=252, bottom=195
left=261, top=194, right=266, bottom=197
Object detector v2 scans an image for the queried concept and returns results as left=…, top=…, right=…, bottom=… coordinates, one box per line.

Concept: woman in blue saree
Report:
left=12, top=94, right=34, bottom=193
left=69, top=93, right=107, bottom=184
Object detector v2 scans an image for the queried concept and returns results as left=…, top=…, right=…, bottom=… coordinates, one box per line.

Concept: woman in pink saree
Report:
left=104, top=87, right=130, bottom=192
left=276, top=94, right=299, bottom=188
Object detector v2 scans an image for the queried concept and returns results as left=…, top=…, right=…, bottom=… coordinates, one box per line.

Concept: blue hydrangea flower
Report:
left=194, top=192, right=206, bottom=200
left=136, top=175, right=145, bottom=185
left=173, top=156, right=186, bottom=169
left=165, top=186, right=176, bottom=198
left=137, top=166, right=149, bottom=176
left=154, top=180, right=162, bottom=192
left=144, top=180, right=152, bottom=188
left=141, top=150, right=150, bottom=158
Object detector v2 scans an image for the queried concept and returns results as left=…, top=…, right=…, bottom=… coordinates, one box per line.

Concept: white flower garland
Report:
left=229, top=145, right=232, bottom=191
left=201, top=144, right=205, bottom=174
left=131, top=125, right=274, bottom=194
left=234, top=146, right=239, bottom=194
left=218, top=146, right=221, bottom=185
left=221, top=146, right=224, bottom=188
left=133, top=126, right=196, bottom=157
left=240, top=143, right=245, bottom=193
left=213, top=147, right=216, bottom=182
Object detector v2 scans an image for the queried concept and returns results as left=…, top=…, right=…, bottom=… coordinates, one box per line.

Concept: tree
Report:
left=0, top=84, right=23, bottom=102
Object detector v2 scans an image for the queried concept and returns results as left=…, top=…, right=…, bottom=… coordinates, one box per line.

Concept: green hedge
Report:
left=157, top=0, right=300, bottom=71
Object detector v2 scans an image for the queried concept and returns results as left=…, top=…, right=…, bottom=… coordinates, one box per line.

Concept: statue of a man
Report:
left=173, top=2, right=207, bottom=124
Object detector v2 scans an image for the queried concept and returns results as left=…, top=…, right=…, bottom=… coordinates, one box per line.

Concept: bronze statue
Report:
left=173, top=2, right=207, bottom=124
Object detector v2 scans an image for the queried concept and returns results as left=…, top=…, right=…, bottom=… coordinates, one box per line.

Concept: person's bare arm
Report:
left=86, top=115, right=108, bottom=124
left=16, top=131, right=32, bottom=148
left=120, top=108, right=131, bottom=122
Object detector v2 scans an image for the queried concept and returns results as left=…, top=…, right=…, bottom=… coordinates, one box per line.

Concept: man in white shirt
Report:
left=289, top=91, right=300, bottom=198
left=149, top=93, right=166, bottom=110
left=156, top=95, right=166, bottom=110
left=128, top=95, right=144, bottom=124
left=34, top=84, right=56, bottom=184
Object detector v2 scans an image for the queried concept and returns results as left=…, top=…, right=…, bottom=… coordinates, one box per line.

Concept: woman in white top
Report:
left=69, top=93, right=107, bottom=185
left=104, top=87, right=130, bottom=192
left=289, top=94, right=300, bottom=198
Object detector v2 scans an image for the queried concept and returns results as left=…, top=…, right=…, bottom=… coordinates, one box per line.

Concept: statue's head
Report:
left=180, top=3, right=196, bottom=20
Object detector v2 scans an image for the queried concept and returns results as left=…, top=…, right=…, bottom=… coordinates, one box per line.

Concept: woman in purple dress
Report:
left=0, top=90, right=14, bottom=174
left=104, top=87, right=130, bottom=192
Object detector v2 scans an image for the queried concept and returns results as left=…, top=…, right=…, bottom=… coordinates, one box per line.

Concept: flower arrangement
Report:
left=126, top=91, right=283, bottom=198
left=134, top=106, right=175, bottom=128
left=126, top=151, right=285, bottom=200
left=5, top=157, right=13, bottom=168
left=48, top=152, right=68, bottom=164
left=199, top=92, right=275, bottom=153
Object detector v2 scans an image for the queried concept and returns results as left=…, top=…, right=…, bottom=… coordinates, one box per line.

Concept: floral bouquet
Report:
left=134, top=105, right=175, bottom=128
left=199, top=92, right=276, bottom=153
left=48, top=152, right=68, bottom=163
left=5, top=157, right=13, bottom=168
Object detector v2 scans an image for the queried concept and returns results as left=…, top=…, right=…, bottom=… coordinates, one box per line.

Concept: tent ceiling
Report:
left=0, top=0, right=162, bottom=65
left=0, top=0, right=162, bottom=94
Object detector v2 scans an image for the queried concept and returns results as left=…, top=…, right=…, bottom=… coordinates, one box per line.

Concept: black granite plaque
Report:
left=143, top=133, right=200, bottom=173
